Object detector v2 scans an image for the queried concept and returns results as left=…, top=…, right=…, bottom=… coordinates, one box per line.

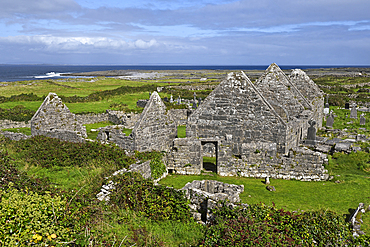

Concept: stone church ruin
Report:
left=31, top=93, right=87, bottom=143
left=167, top=63, right=328, bottom=181
left=23, top=63, right=328, bottom=181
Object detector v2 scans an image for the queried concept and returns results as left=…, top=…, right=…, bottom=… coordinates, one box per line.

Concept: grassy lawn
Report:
left=1, top=127, right=31, bottom=135
left=177, top=125, right=186, bottom=138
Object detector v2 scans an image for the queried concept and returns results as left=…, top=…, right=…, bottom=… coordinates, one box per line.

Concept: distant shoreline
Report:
left=1, top=65, right=370, bottom=82
left=63, top=67, right=370, bottom=78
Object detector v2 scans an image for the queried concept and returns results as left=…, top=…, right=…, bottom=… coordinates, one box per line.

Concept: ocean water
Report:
left=0, top=64, right=366, bottom=82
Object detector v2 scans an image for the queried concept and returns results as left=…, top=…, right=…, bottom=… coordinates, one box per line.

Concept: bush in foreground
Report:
left=200, top=203, right=359, bottom=247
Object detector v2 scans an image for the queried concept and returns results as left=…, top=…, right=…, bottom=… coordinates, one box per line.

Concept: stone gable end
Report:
left=187, top=71, right=289, bottom=153
left=132, top=91, right=177, bottom=152
left=255, top=63, right=310, bottom=120
left=31, top=93, right=87, bottom=139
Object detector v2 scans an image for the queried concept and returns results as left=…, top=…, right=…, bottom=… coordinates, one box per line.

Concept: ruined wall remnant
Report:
left=97, top=126, right=134, bottom=150
left=131, top=91, right=177, bottom=152
left=31, top=93, right=87, bottom=143
left=218, top=141, right=329, bottom=181
left=166, top=138, right=202, bottom=174
left=99, top=92, right=177, bottom=152
left=106, top=110, right=140, bottom=128
left=181, top=180, right=245, bottom=223
left=76, top=113, right=109, bottom=125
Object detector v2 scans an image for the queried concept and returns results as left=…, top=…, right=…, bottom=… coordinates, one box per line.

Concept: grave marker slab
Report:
left=350, top=104, right=358, bottom=119
left=360, top=113, right=366, bottom=125
left=326, top=113, right=334, bottom=128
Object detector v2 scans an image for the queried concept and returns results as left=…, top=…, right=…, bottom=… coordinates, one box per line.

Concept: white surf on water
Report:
left=34, top=72, right=62, bottom=79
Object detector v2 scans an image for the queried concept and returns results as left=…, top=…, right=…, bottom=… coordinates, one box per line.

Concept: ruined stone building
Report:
left=31, top=93, right=87, bottom=143
left=28, top=64, right=328, bottom=181
left=97, top=91, right=177, bottom=152
left=167, top=63, right=328, bottom=181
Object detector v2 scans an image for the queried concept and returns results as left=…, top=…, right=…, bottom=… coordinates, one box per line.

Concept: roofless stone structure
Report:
left=167, top=63, right=328, bottom=181
left=97, top=91, right=177, bottom=152
left=31, top=93, right=87, bottom=143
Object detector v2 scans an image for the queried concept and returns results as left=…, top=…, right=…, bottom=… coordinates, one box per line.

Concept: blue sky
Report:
left=0, top=0, right=369, bottom=65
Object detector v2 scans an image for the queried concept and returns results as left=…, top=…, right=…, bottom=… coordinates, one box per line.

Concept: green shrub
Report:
left=110, top=172, right=191, bottom=221
left=0, top=105, right=35, bottom=122
left=0, top=93, right=43, bottom=104
left=0, top=185, right=78, bottom=246
left=0, top=143, right=51, bottom=194
left=200, top=203, right=354, bottom=246
left=14, top=135, right=136, bottom=168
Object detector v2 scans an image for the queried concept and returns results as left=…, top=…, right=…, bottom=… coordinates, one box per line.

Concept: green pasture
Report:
left=0, top=77, right=156, bottom=97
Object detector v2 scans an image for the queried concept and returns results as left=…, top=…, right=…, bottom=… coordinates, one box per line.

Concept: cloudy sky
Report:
left=0, top=0, right=369, bottom=65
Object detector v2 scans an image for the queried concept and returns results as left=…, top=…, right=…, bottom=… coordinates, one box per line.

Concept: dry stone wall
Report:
left=76, top=113, right=108, bottom=125
left=0, top=131, right=31, bottom=141
left=0, top=120, right=30, bottom=130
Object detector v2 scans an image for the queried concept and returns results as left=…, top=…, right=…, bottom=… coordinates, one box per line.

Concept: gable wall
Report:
left=187, top=73, right=289, bottom=154
left=132, top=92, right=177, bottom=152
left=31, top=93, right=87, bottom=138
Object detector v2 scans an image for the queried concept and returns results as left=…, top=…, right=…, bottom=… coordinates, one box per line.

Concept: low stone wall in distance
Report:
left=0, top=131, right=31, bottom=141
left=76, top=113, right=108, bottom=125
left=0, top=120, right=30, bottom=130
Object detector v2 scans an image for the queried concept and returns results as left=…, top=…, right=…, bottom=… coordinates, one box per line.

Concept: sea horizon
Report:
left=0, top=64, right=369, bottom=82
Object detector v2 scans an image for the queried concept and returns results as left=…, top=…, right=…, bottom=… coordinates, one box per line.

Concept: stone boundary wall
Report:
left=76, top=113, right=108, bottom=124
left=0, top=131, right=31, bottom=141
left=38, top=129, right=86, bottom=143
left=0, top=120, right=30, bottom=130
